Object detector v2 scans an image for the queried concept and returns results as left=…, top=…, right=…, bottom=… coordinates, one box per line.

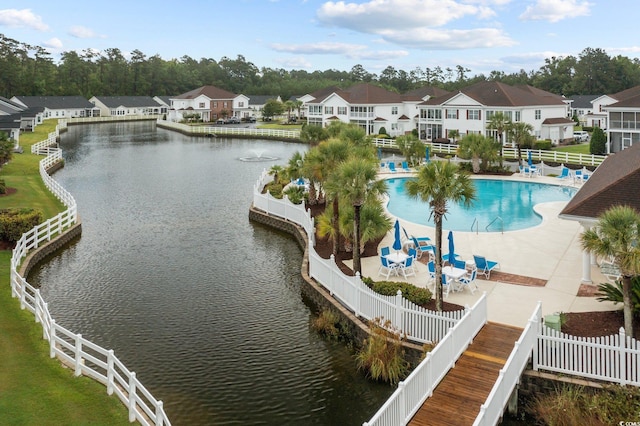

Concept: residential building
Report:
left=169, top=86, right=249, bottom=122
left=89, top=96, right=165, bottom=117
left=567, top=94, right=600, bottom=126
left=601, top=86, right=640, bottom=153
left=417, top=81, right=573, bottom=145
left=559, top=141, right=640, bottom=282
left=11, top=96, right=98, bottom=120
left=305, top=83, right=428, bottom=136
left=247, top=95, right=282, bottom=119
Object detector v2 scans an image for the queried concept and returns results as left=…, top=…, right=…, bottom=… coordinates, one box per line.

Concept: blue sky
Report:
left=2, top=1, right=638, bottom=78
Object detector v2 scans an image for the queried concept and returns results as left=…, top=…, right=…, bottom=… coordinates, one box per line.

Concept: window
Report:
left=308, top=105, right=322, bottom=115
left=535, top=109, right=541, bottom=120
left=337, top=106, right=347, bottom=115
left=391, top=123, right=398, bottom=130
left=391, top=106, right=398, bottom=115
left=238, top=101, right=244, bottom=107
left=199, top=102, right=205, bottom=108
left=213, top=102, right=218, bottom=108
left=486, top=110, right=494, bottom=120
left=467, top=109, right=480, bottom=120
left=446, top=109, right=458, bottom=119
left=514, top=111, right=521, bottom=122
left=427, top=109, right=442, bottom=120
left=223, top=102, right=228, bottom=108
left=324, top=106, right=334, bottom=115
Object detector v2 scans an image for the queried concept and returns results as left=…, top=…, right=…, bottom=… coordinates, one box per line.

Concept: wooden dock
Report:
left=409, top=322, right=523, bottom=426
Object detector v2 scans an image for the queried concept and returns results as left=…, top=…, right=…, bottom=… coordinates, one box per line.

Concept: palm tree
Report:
left=405, top=161, right=476, bottom=311
left=335, top=157, right=387, bottom=275
left=284, top=100, right=295, bottom=122
left=487, top=111, right=512, bottom=147
left=457, top=134, right=501, bottom=173
left=447, top=129, right=460, bottom=144
left=581, top=205, right=640, bottom=336
left=268, top=164, right=284, bottom=184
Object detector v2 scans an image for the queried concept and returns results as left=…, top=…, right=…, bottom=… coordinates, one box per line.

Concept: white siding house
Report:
left=603, top=86, right=640, bottom=153
left=89, top=96, right=164, bottom=117
left=418, top=82, right=572, bottom=145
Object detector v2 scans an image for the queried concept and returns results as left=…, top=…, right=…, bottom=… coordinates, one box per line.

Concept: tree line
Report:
left=2, top=33, right=640, bottom=100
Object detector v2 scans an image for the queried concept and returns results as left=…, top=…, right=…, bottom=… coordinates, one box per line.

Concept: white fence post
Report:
left=619, top=327, right=627, bottom=386
left=128, top=372, right=137, bottom=422
left=395, top=290, right=402, bottom=330
left=355, top=272, right=362, bottom=317
left=75, top=334, right=83, bottom=376
left=157, top=401, right=165, bottom=426
left=49, top=319, right=57, bottom=358
left=107, top=350, right=115, bottom=395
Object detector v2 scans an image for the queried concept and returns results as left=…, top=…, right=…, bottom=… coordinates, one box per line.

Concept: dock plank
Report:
left=408, top=322, right=523, bottom=426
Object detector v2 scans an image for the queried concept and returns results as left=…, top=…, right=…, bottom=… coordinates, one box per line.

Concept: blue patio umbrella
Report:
left=527, top=150, right=533, bottom=166
left=393, top=219, right=403, bottom=253
left=448, top=230, right=455, bottom=260
left=425, top=146, right=430, bottom=163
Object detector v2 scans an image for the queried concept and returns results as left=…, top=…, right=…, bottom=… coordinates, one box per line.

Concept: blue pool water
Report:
left=386, top=178, right=576, bottom=232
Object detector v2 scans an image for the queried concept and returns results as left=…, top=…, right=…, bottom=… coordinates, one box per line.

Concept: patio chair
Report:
left=556, top=167, right=570, bottom=180
left=402, top=161, right=410, bottom=172
left=427, top=261, right=436, bottom=287
left=412, top=237, right=434, bottom=259
left=452, top=259, right=466, bottom=270
left=388, top=162, right=397, bottom=173
left=408, top=247, right=418, bottom=260
left=381, top=246, right=390, bottom=257
left=442, top=252, right=461, bottom=264
left=458, top=268, right=478, bottom=294
left=441, top=273, right=454, bottom=298
left=398, top=256, right=416, bottom=278
left=378, top=256, right=399, bottom=279
left=473, top=254, right=500, bottom=279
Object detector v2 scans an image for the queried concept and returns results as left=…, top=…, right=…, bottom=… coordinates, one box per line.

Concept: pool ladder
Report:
left=486, top=216, right=504, bottom=234
left=471, top=218, right=479, bottom=234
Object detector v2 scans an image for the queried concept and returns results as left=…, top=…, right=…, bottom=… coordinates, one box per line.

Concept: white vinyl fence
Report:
left=534, top=324, right=640, bottom=386
left=158, top=120, right=301, bottom=139
left=11, top=124, right=171, bottom=425
left=364, top=294, right=488, bottom=426
left=373, top=139, right=606, bottom=167
left=252, top=171, right=471, bottom=344
left=473, top=303, right=542, bottom=426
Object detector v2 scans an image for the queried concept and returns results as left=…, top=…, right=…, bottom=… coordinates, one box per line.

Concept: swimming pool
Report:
left=386, top=178, right=576, bottom=232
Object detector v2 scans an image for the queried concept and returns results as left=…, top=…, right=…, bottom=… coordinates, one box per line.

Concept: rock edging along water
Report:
left=248, top=206, right=425, bottom=366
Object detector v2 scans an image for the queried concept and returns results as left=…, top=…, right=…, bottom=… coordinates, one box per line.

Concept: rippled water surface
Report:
left=28, top=122, right=393, bottom=425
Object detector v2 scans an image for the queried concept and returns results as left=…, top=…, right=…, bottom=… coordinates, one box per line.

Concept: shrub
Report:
left=533, top=140, right=552, bottom=150
left=312, top=310, right=342, bottom=340
left=355, top=318, right=409, bottom=384
left=590, top=127, right=607, bottom=155
left=371, top=280, right=432, bottom=306
left=596, top=276, right=640, bottom=316
left=0, top=208, right=44, bottom=243
left=283, top=185, right=305, bottom=204
left=378, top=127, right=387, bottom=136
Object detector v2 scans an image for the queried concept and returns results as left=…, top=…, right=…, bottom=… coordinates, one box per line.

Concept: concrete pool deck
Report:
left=348, top=172, right=618, bottom=328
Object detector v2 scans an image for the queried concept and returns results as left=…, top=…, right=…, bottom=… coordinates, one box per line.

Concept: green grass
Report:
left=551, top=143, right=591, bottom=155
left=0, top=120, right=131, bottom=425
left=257, top=122, right=303, bottom=131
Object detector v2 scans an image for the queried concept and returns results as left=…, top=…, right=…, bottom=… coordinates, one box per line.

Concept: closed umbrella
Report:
left=425, top=146, right=430, bottom=163
left=378, top=147, right=382, bottom=160
left=393, top=219, right=403, bottom=254
left=527, top=150, right=532, bottom=166
left=448, top=230, right=455, bottom=261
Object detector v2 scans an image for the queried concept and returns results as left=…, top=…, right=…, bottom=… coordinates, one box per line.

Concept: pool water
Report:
left=386, top=178, right=576, bottom=232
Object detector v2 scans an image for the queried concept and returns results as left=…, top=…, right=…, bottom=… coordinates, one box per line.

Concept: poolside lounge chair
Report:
left=411, top=237, right=434, bottom=259
left=402, top=161, right=410, bottom=172
left=557, top=167, right=570, bottom=180
left=403, top=227, right=431, bottom=245
left=378, top=256, right=399, bottom=279
left=388, top=162, right=397, bottom=173
left=473, top=254, right=500, bottom=279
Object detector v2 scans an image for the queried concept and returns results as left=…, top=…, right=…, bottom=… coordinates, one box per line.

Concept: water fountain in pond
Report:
left=238, top=149, right=279, bottom=162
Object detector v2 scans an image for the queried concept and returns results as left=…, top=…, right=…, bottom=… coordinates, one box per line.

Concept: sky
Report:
left=2, top=0, right=639, bottom=78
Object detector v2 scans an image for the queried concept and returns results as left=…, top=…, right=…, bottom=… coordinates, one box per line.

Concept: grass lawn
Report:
left=257, top=122, right=303, bottom=131
left=551, top=143, right=591, bottom=155
left=0, top=121, right=131, bottom=425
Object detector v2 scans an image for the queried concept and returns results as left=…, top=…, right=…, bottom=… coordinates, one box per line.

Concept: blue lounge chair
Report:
left=557, top=167, right=570, bottom=180
left=402, top=161, right=410, bottom=172
left=403, top=227, right=431, bottom=245
left=388, top=162, right=397, bottom=173
left=473, top=254, right=500, bottom=279
left=411, top=237, right=434, bottom=259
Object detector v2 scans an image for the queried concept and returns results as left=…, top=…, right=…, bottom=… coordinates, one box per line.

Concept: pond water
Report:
left=27, top=121, right=393, bottom=425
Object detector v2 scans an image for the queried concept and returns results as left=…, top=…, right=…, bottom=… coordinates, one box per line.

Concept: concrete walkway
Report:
left=350, top=172, right=617, bottom=328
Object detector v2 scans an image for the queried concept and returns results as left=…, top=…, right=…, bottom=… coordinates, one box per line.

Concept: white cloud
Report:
left=383, top=27, right=516, bottom=49
left=275, top=56, right=313, bottom=69
left=271, top=41, right=367, bottom=55
left=0, top=8, right=49, bottom=31
left=42, top=37, right=63, bottom=49
left=69, top=25, right=105, bottom=39
left=317, top=0, right=482, bottom=32
left=347, top=49, right=409, bottom=60
left=519, top=0, right=591, bottom=23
